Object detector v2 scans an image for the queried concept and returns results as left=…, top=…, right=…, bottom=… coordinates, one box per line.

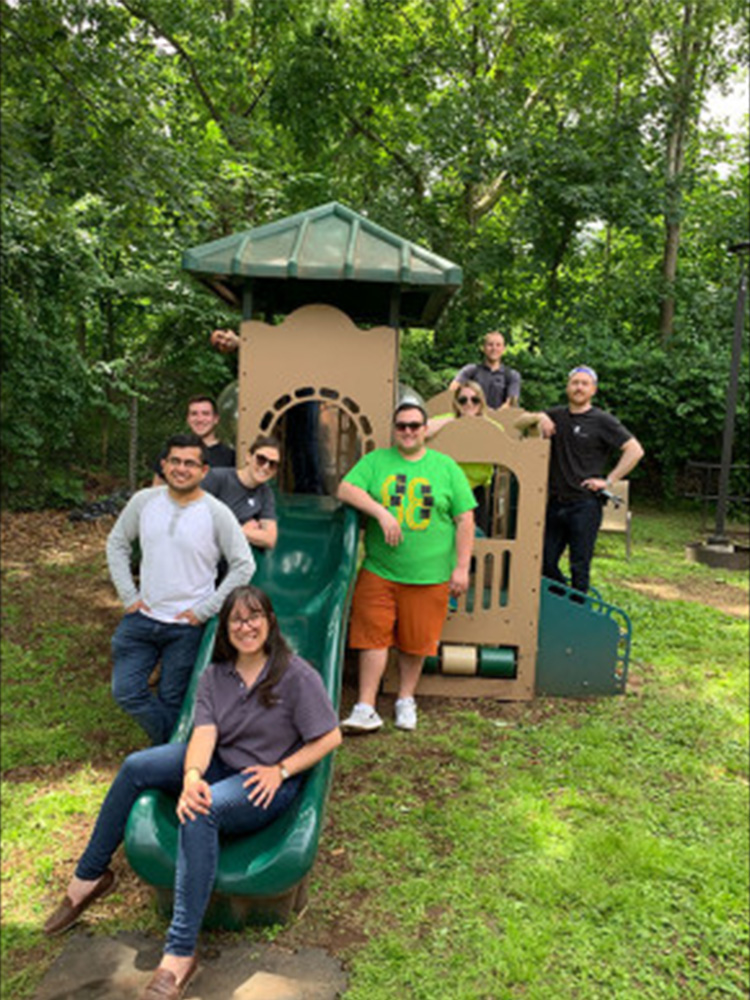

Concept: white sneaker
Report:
left=394, top=697, right=417, bottom=731
left=341, top=703, right=383, bottom=733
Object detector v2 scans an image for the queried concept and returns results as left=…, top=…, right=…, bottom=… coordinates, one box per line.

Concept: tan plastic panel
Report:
left=383, top=413, right=549, bottom=701
left=426, top=388, right=530, bottom=439
left=236, top=305, right=399, bottom=460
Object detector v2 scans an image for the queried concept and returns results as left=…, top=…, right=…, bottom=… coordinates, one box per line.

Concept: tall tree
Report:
left=642, top=0, right=746, bottom=341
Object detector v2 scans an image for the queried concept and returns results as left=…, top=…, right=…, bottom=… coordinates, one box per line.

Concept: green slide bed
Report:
left=123, top=495, right=360, bottom=928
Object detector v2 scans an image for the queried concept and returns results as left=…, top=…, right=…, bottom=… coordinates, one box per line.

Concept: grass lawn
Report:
left=1, top=503, right=748, bottom=999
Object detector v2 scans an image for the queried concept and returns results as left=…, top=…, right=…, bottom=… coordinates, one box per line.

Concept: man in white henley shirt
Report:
left=107, top=433, right=254, bottom=744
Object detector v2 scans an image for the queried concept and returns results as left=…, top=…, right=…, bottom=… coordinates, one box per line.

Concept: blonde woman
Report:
left=427, top=381, right=500, bottom=534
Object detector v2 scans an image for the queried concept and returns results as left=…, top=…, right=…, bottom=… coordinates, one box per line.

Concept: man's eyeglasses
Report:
left=166, top=457, right=203, bottom=470
left=229, top=611, right=266, bottom=629
left=457, top=395, right=480, bottom=405
left=394, top=421, right=425, bottom=432
left=254, top=453, right=279, bottom=471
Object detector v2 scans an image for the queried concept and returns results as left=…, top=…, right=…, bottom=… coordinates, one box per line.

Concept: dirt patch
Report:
left=624, top=577, right=748, bottom=618
left=1, top=509, right=115, bottom=563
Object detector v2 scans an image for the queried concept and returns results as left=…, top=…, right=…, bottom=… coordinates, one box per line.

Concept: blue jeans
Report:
left=111, top=612, right=206, bottom=744
left=76, top=742, right=303, bottom=955
left=543, top=496, right=603, bottom=594
left=288, top=402, right=324, bottom=494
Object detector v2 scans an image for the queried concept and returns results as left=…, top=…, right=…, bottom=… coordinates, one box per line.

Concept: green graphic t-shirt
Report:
left=343, top=447, right=476, bottom=584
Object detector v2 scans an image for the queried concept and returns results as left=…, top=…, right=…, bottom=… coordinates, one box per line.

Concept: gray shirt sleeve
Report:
left=259, top=485, right=277, bottom=522
left=194, top=665, right=217, bottom=728
left=289, top=661, right=340, bottom=742
left=506, top=367, right=521, bottom=401
left=193, top=496, right=256, bottom=621
left=454, top=363, right=478, bottom=383
left=106, top=489, right=155, bottom=609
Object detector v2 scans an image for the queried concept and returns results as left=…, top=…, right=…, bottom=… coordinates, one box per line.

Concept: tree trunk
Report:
left=128, top=394, right=138, bottom=494
left=659, top=218, right=680, bottom=341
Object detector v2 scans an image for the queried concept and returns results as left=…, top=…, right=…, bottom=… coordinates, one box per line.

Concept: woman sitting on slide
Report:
left=426, top=381, right=502, bottom=534
left=43, top=585, right=342, bottom=1000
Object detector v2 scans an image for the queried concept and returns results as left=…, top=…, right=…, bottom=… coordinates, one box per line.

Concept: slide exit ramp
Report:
left=123, top=495, right=360, bottom=927
left=535, top=577, right=632, bottom=697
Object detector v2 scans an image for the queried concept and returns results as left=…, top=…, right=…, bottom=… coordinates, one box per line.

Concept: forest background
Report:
left=2, top=0, right=748, bottom=511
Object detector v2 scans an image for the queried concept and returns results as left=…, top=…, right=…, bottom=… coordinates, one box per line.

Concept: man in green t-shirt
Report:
left=337, top=402, right=476, bottom=733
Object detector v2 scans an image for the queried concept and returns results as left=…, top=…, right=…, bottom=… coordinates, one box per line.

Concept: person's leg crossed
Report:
left=111, top=613, right=164, bottom=743
left=76, top=742, right=187, bottom=880
left=157, top=622, right=206, bottom=741
left=166, top=771, right=302, bottom=955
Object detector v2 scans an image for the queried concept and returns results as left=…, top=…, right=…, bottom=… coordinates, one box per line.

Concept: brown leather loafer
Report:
left=43, top=869, right=116, bottom=936
left=138, top=956, right=199, bottom=999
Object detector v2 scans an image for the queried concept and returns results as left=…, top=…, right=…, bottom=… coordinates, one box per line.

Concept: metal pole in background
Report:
left=709, top=242, right=749, bottom=546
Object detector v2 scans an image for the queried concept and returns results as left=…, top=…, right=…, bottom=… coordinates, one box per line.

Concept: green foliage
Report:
left=1, top=0, right=747, bottom=505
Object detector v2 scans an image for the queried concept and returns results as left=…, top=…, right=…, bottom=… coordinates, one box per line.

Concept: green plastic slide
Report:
left=123, top=495, right=360, bottom=927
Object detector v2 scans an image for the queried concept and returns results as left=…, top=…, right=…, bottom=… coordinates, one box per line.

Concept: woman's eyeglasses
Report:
left=229, top=611, right=266, bottom=629
left=457, top=395, right=480, bottom=405
left=254, top=453, right=279, bottom=471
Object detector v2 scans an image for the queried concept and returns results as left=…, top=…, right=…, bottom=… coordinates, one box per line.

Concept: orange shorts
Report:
left=348, top=568, right=451, bottom=657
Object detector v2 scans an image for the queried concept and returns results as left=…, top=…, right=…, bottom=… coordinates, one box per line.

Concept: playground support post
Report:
left=709, top=242, right=748, bottom=545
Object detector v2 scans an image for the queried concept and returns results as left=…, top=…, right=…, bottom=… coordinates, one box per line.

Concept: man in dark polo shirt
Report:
left=449, top=330, right=521, bottom=410
left=530, top=365, right=644, bottom=594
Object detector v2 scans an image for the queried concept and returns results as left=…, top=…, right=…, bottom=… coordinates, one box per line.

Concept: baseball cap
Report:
left=568, top=365, right=598, bottom=383
left=394, top=384, right=428, bottom=422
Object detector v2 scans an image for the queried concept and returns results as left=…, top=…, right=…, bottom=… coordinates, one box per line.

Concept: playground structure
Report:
left=124, top=202, right=633, bottom=926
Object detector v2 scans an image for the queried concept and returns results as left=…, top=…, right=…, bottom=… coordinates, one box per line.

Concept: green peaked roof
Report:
left=182, top=202, right=462, bottom=327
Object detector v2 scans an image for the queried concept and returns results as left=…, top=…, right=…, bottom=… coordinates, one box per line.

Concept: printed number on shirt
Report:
left=381, top=474, right=434, bottom=530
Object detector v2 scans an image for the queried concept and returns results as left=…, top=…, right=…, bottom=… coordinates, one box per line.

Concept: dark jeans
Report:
left=75, top=742, right=303, bottom=955
left=473, top=485, right=490, bottom=536
left=111, top=612, right=206, bottom=744
left=288, top=402, right=324, bottom=494
left=542, top=495, right=603, bottom=594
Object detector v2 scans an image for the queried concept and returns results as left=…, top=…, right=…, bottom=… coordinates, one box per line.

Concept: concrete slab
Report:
left=34, top=932, right=348, bottom=1000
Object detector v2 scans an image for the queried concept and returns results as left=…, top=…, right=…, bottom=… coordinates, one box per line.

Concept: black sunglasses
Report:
left=457, top=395, right=480, bottom=405
left=254, top=453, right=279, bottom=470
left=394, top=421, right=425, bottom=432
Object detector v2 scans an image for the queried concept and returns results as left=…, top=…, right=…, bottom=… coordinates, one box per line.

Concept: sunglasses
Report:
left=457, top=395, right=480, bottom=405
left=254, top=453, right=279, bottom=470
left=394, top=421, right=425, bottom=432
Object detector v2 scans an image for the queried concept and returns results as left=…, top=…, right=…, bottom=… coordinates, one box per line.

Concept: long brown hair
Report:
left=213, top=585, right=292, bottom=708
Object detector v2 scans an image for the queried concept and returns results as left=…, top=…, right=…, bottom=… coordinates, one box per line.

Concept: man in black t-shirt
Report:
left=532, top=366, right=644, bottom=593
left=152, top=395, right=235, bottom=485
